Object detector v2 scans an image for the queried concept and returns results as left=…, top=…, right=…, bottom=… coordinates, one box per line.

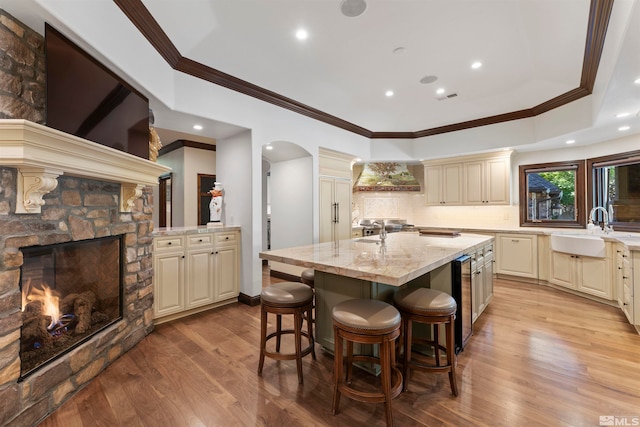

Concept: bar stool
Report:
left=393, top=287, right=458, bottom=396
left=258, top=282, right=315, bottom=384
left=332, top=299, right=403, bottom=427
left=300, top=268, right=315, bottom=322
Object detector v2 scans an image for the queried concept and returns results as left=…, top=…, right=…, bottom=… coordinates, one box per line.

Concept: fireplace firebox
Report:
left=19, top=235, right=124, bottom=379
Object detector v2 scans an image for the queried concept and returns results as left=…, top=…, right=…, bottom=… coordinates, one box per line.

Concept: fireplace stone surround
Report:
left=0, top=167, right=161, bottom=426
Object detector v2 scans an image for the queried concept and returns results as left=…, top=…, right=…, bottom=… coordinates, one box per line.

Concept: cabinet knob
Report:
left=225, top=237, right=229, bottom=240
left=167, top=242, right=172, bottom=245
left=199, top=238, right=203, bottom=242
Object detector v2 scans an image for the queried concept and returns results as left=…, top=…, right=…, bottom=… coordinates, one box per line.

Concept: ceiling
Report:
left=3, top=0, right=640, bottom=155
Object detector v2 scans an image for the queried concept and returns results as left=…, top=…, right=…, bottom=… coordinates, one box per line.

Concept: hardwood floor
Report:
left=39, top=273, right=640, bottom=427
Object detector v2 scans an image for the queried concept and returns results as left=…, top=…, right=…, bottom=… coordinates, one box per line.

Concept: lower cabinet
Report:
left=472, top=242, right=494, bottom=323
left=153, top=229, right=240, bottom=323
left=495, top=233, right=538, bottom=279
left=549, top=244, right=613, bottom=300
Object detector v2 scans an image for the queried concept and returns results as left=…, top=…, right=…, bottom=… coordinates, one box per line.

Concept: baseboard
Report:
left=238, top=292, right=261, bottom=306
left=269, top=270, right=302, bottom=282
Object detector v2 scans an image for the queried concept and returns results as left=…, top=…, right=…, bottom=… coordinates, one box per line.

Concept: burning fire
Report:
left=22, top=278, right=61, bottom=330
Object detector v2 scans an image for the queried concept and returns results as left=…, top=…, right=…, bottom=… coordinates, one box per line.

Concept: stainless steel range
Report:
left=359, top=219, right=416, bottom=235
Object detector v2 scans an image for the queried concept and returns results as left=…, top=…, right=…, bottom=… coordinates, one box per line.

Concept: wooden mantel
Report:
left=0, top=119, right=171, bottom=213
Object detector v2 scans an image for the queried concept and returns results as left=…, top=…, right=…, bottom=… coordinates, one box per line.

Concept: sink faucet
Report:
left=373, top=220, right=387, bottom=244
left=589, top=206, right=613, bottom=233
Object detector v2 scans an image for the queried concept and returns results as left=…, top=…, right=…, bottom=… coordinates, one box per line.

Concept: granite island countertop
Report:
left=259, top=232, right=493, bottom=286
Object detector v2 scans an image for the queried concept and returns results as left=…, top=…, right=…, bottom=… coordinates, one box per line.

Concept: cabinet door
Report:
left=549, top=251, right=576, bottom=289
left=483, top=247, right=494, bottom=307
left=185, top=248, right=214, bottom=308
left=424, top=165, right=443, bottom=205
left=496, top=234, right=538, bottom=278
left=442, top=163, right=463, bottom=204
left=463, top=161, right=484, bottom=205
left=214, top=243, right=239, bottom=301
left=153, top=251, right=185, bottom=317
left=334, top=178, right=352, bottom=240
left=484, top=157, right=510, bottom=204
left=319, top=177, right=334, bottom=243
left=576, top=256, right=611, bottom=299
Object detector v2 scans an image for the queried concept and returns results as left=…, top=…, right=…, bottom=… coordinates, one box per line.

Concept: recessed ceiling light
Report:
left=616, top=112, right=631, bottom=118
left=618, top=126, right=631, bottom=131
left=471, top=61, right=482, bottom=69
left=265, top=145, right=274, bottom=150
left=193, top=124, right=203, bottom=130
left=565, top=139, right=575, bottom=144
left=385, top=90, right=394, bottom=97
left=436, top=88, right=445, bottom=95
left=295, top=29, right=308, bottom=40
left=635, top=77, right=640, bottom=85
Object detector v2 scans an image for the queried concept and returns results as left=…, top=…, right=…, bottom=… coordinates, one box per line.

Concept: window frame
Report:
left=519, top=160, right=586, bottom=228
left=587, top=150, right=640, bottom=233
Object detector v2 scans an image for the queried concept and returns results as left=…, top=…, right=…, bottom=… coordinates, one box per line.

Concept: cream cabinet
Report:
left=471, top=242, right=494, bottom=323
left=463, top=156, right=510, bottom=205
left=422, top=151, right=512, bottom=207
left=495, top=233, right=538, bottom=279
left=153, top=229, right=241, bottom=323
left=549, top=243, right=613, bottom=300
left=616, top=244, right=632, bottom=322
left=424, top=163, right=463, bottom=205
left=153, top=236, right=185, bottom=318
left=319, top=177, right=352, bottom=242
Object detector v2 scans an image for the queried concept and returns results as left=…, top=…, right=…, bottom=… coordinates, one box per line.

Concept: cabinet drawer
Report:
left=187, top=234, right=213, bottom=247
left=215, top=232, right=237, bottom=244
left=154, top=236, right=184, bottom=251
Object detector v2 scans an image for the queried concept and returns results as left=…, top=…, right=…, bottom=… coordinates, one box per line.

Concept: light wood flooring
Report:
left=38, top=272, right=640, bottom=427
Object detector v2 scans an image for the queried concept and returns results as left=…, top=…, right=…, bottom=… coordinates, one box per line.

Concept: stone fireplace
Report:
left=20, top=235, right=124, bottom=379
left=0, top=122, right=170, bottom=425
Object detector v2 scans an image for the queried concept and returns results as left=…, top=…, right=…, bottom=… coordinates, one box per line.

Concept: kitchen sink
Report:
left=550, top=233, right=606, bottom=258
left=353, top=238, right=382, bottom=244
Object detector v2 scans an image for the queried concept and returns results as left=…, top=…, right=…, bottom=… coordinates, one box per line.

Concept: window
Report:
left=519, top=161, right=585, bottom=228
left=588, top=150, right=640, bottom=232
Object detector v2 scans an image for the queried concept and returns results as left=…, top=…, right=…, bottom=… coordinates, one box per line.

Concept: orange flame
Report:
left=22, top=279, right=61, bottom=329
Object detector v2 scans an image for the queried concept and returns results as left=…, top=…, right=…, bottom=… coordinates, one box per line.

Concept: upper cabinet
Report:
left=423, top=151, right=513, bottom=206
left=424, top=163, right=463, bottom=206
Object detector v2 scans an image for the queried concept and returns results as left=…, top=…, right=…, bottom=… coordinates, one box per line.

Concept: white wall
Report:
left=156, top=146, right=215, bottom=228
left=215, top=130, right=260, bottom=297
left=156, top=148, right=185, bottom=228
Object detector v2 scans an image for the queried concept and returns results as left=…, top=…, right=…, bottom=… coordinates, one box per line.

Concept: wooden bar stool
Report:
left=332, top=299, right=403, bottom=427
left=258, top=282, right=315, bottom=384
left=393, top=287, right=458, bottom=396
left=300, top=268, right=315, bottom=322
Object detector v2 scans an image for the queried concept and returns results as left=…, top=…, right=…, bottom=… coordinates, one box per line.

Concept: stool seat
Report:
left=332, top=298, right=401, bottom=331
left=394, top=287, right=456, bottom=316
left=393, top=287, right=458, bottom=396
left=300, top=268, right=315, bottom=286
left=258, top=282, right=315, bottom=384
left=261, top=281, right=313, bottom=305
left=332, top=299, right=402, bottom=427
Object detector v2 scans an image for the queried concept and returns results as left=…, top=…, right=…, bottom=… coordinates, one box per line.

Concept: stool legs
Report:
left=399, top=313, right=458, bottom=396
left=257, top=302, right=315, bottom=384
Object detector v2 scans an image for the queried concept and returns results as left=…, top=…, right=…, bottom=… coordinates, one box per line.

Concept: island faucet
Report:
left=373, top=220, right=387, bottom=244
left=589, top=206, right=613, bottom=233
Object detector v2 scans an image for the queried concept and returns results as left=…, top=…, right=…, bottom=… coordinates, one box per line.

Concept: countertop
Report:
left=153, top=225, right=241, bottom=236
left=259, top=232, right=493, bottom=287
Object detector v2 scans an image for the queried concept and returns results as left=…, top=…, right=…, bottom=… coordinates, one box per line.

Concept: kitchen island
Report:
left=259, top=232, right=493, bottom=352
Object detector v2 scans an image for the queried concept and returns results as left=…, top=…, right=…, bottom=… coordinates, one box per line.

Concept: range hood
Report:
left=354, top=162, right=420, bottom=192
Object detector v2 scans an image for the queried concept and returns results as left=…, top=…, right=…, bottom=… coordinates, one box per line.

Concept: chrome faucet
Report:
left=589, top=206, right=613, bottom=233
left=373, top=220, right=387, bottom=244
